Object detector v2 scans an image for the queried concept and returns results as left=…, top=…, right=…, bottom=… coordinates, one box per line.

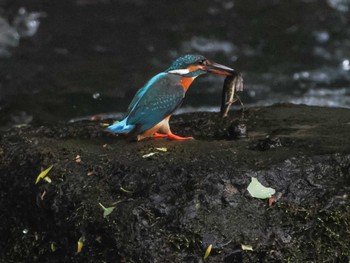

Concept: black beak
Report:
left=205, top=60, right=234, bottom=76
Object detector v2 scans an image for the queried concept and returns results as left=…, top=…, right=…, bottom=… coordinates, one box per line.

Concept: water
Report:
left=0, top=0, right=349, bottom=127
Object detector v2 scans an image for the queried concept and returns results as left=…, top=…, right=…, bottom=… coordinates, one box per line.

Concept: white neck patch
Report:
left=168, top=69, right=190, bottom=75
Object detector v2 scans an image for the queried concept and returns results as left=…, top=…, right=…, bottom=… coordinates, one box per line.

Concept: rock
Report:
left=0, top=104, right=350, bottom=262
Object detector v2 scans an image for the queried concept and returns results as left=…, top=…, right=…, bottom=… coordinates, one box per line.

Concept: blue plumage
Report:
left=166, top=54, right=206, bottom=72
left=126, top=73, right=166, bottom=114
left=107, top=54, right=234, bottom=141
left=107, top=73, right=184, bottom=134
left=107, top=118, right=134, bottom=133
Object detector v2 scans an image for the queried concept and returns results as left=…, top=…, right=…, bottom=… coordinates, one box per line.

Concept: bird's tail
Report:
left=106, top=118, right=135, bottom=133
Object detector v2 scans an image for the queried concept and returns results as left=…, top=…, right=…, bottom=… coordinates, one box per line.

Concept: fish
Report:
left=220, top=71, right=244, bottom=118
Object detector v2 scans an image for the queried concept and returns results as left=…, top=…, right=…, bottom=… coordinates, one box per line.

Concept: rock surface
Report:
left=0, top=104, right=350, bottom=262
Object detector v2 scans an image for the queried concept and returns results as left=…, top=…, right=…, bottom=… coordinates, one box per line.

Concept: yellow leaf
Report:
left=204, top=244, right=212, bottom=260
left=241, top=244, right=253, bottom=251
left=35, top=165, right=53, bottom=184
left=77, top=237, right=84, bottom=253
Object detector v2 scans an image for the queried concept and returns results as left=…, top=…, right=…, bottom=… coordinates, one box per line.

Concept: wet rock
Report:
left=227, top=120, right=247, bottom=139
left=249, top=136, right=282, bottom=151
left=0, top=104, right=350, bottom=262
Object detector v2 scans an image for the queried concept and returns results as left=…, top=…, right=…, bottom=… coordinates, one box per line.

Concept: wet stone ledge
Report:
left=0, top=104, right=350, bottom=262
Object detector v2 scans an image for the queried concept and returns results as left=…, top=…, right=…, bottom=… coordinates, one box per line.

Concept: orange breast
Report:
left=180, top=77, right=195, bottom=92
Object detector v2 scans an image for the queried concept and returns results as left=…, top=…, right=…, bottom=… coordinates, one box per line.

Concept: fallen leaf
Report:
left=14, top=124, right=29, bottom=128
left=155, top=147, right=167, bottom=152
left=35, top=165, right=53, bottom=184
left=50, top=242, right=56, bottom=252
left=241, top=244, right=253, bottom=251
left=95, top=236, right=102, bottom=243
left=74, top=155, right=81, bottom=163
left=76, top=237, right=84, bottom=253
left=204, top=244, right=212, bottom=260
left=103, top=207, right=115, bottom=218
left=44, top=176, right=52, bottom=183
left=142, top=152, right=157, bottom=158
left=120, top=186, right=132, bottom=193
left=247, top=177, right=275, bottom=199
left=99, top=202, right=116, bottom=218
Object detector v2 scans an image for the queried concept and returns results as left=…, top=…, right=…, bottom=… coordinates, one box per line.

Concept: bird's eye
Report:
left=198, top=59, right=206, bottom=65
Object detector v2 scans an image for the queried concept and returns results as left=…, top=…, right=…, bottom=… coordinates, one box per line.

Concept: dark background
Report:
left=0, top=0, right=349, bottom=127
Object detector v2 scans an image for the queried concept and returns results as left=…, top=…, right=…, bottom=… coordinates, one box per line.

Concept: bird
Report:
left=107, top=54, right=234, bottom=141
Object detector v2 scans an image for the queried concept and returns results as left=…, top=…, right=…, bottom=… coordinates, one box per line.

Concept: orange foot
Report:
left=153, top=132, right=193, bottom=141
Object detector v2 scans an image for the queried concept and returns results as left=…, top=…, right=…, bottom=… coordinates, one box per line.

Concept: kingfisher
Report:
left=107, top=54, right=234, bottom=141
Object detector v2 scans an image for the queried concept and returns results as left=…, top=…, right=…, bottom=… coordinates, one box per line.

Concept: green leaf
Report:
left=99, top=202, right=115, bottom=218
left=247, top=177, right=275, bottom=199
left=103, top=207, right=115, bottom=218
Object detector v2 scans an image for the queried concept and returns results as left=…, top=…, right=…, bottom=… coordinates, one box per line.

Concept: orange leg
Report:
left=152, top=132, right=193, bottom=141
left=153, top=132, right=169, bottom=138
left=167, top=132, right=193, bottom=141
left=143, top=116, right=194, bottom=141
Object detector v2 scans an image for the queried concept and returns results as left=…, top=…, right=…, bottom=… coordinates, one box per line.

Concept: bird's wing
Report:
left=126, top=73, right=167, bottom=114
left=127, top=86, right=147, bottom=114
left=126, top=73, right=185, bottom=133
